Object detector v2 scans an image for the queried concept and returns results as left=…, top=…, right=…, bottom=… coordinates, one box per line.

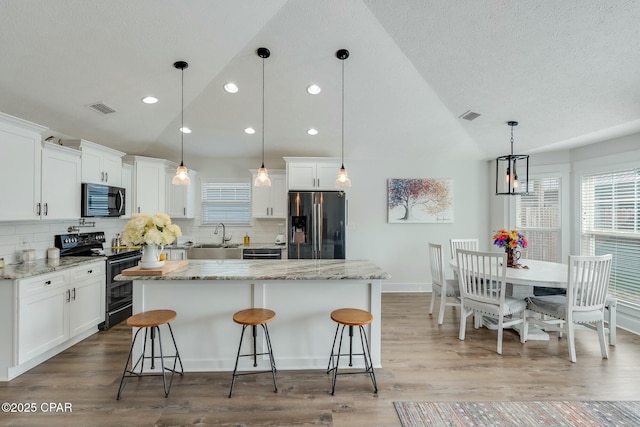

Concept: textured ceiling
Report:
left=1, top=0, right=639, bottom=165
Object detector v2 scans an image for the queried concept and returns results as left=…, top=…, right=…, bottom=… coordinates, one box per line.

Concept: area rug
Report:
left=394, top=401, right=640, bottom=427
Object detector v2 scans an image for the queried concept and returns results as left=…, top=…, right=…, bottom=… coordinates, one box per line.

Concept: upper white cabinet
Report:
left=123, top=156, right=167, bottom=215
left=0, top=112, right=46, bottom=221
left=251, top=169, right=286, bottom=218
left=64, top=139, right=124, bottom=186
left=121, top=163, right=133, bottom=219
left=40, top=143, right=81, bottom=219
left=284, top=157, right=342, bottom=191
left=166, top=167, right=198, bottom=218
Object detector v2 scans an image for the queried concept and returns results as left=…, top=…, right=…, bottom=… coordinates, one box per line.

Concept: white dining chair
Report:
left=449, top=238, right=479, bottom=260
left=428, top=243, right=460, bottom=325
left=456, top=249, right=527, bottom=355
left=526, top=254, right=612, bottom=362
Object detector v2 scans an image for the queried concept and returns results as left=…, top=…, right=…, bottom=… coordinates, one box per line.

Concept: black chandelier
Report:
left=495, top=121, right=529, bottom=195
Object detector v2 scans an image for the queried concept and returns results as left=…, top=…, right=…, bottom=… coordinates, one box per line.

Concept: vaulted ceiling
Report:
left=1, top=0, right=639, bottom=165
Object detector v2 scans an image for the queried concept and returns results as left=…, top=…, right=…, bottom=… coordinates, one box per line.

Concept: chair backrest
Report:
left=456, top=249, right=507, bottom=307
left=567, top=254, right=612, bottom=311
left=450, top=238, right=479, bottom=260
left=428, top=243, right=445, bottom=289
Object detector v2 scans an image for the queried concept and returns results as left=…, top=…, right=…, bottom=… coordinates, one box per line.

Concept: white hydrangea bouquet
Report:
left=121, top=213, right=182, bottom=268
left=121, top=212, right=182, bottom=246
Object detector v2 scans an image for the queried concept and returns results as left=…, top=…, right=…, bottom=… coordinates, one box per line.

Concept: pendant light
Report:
left=254, top=47, right=271, bottom=187
left=495, top=121, right=529, bottom=195
left=335, top=49, right=351, bottom=188
left=172, top=60, right=191, bottom=186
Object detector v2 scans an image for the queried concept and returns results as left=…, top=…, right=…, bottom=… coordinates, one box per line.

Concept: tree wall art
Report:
left=387, top=178, right=454, bottom=223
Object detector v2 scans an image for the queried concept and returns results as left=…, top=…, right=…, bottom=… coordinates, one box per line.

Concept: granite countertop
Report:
left=115, top=259, right=390, bottom=281
left=0, top=257, right=105, bottom=280
left=169, top=243, right=286, bottom=250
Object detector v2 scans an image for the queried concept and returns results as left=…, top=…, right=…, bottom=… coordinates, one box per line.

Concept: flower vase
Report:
left=140, top=244, right=165, bottom=269
left=505, top=247, right=520, bottom=267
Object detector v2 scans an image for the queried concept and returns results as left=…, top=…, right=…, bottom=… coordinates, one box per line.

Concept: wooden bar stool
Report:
left=228, top=308, right=278, bottom=398
left=327, top=308, right=378, bottom=395
left=116, top=309, right=184, bottom=400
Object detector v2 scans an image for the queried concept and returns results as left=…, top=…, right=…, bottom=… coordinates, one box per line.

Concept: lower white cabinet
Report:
left=16, top=261, right=105, bottom=366
left=166, top=248, right=186, bottom=260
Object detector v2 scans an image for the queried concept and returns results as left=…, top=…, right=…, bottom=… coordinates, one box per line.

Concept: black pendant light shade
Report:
left=172, top=60, right=190, bottom=186
left=335, top=49, right=351, bottom=188
left=495, top=121, right=529, bottom=195
left=254, top=47, right=271, bottom=187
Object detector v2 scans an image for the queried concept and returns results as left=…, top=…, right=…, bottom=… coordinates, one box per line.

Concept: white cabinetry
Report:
left=65, top=140, right=124, bottom=186
left=15, top=261, right=105, bottom=367
left=121, top=163, right=133, bottom=218
left=40, top=143, right=81, bottom=219
left=0, top=113, right=46, bottom=221
left=284, top=157, right=341, bottom=190
left=166, top=167, right=198, bottom=218
left=251, top=169, right=286, bottom=218
left=166, top=248, right=187, bottom=260
left=123, top=156, right=168, bottom=214
left=17, top=271, right=68, bottom=364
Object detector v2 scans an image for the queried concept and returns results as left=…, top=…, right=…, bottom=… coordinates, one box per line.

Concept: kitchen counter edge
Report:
left=0, top=257, right=106, bottom=280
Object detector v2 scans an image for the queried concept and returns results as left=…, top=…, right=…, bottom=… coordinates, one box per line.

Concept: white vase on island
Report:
left=140, top=244, right=165, bottom=269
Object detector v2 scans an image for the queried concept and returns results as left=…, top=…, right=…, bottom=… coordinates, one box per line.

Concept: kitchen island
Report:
left=116, top=259, right=390, bottom=372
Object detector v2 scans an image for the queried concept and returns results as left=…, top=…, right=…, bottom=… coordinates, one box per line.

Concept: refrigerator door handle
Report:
left=346, top=198, right=349, bottom=226
left=312, top=195, right=318, bottom=259
left=317, top=196, right=323, bottom=259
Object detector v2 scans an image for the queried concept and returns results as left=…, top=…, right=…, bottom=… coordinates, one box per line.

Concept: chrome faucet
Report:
left=214, top=223, right=232, bottom=246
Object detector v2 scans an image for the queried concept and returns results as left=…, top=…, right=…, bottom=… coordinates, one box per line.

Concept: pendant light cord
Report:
left=180, top=67, right=185, bottom=166
left=341, top=58, right=345, bottom=168
left=261, top=55, right=265, bottom=168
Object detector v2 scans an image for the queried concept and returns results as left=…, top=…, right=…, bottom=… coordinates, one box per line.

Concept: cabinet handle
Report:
left=66, top=289, right=71, bottom=302
left=72, top=288, right=76, bottom=301
left=44, top=203, right=48, bottom=216
left=317, top=178, right=319, bottom=187
left=37, top=203, right=41, bottom=216
left=270, top=207, right=273, bottom=215
left=266, top=207, right=269, bottom=216
left=183, top=207, right=186, bottom=215
left=138, top=207, right=141, bottom=213
left=44, top=280, right=52, bottom=286
left=101, top=172, right=105, bottom=181
left=88, top=269, right=93, bottom=274
left=105, top=172, right=109, bottom=181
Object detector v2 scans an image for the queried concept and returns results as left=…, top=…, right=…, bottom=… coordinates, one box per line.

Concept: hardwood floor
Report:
left=1, top=293, right=639, bottom=426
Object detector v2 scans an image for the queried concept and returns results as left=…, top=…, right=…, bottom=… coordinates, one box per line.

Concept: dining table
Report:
left=449, top=257, right=569, bottom=340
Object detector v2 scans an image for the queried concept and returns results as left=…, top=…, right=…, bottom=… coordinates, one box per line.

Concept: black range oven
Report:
left=55, top=232, right=141, bottom=330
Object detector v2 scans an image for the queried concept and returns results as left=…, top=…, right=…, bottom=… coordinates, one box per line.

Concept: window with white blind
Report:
left=581, top=168, right=640, bottom=306
left=516, top=177, right=562, bottom=262
left=200, top=180, right=251, bottom=225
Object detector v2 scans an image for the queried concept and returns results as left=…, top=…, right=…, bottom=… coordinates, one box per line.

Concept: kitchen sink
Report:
left=197, top=243, right=241, bottom=248
left=186, top=247, right=242, bottom=259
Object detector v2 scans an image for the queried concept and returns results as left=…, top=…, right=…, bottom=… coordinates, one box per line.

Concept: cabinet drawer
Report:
left=68, top=262, right=105, bottom=281
left=19, top=271, right=67, bottom=298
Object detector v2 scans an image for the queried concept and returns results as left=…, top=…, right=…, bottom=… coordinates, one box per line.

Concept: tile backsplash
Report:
left=0, top=217, right=285, bottom=264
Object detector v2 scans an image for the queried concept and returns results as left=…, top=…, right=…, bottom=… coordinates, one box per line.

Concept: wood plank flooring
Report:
left=1, top=293, right=639, bottom=426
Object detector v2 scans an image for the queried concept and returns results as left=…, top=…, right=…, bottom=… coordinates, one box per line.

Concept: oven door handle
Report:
left=108, top=255, right=142, bottom=266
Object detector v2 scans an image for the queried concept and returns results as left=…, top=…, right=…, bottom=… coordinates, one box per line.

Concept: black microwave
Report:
left=81, top=183, right=125, bottom=217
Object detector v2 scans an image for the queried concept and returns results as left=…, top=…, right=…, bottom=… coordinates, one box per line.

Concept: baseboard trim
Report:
left=382, top=283, right=431, bottom=293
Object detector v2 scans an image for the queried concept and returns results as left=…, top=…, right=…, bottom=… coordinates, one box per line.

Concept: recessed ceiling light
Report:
left=307, top=128, right=318, bottom=136
left=141, top=96, right=158, bottom=104
left=180, top=127, right=191, bottom=134
left=244, top=127, right=256, bottom=135
left=224, top=82, right=239, bottom=93
left=307, top=84, right=321, bottom=95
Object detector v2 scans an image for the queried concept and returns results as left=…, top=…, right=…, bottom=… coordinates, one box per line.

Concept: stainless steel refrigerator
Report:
left=288, top=191, right=346, bottom=259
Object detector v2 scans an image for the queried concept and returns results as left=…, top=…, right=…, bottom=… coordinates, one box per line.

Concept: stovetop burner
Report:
left=55, top=232, right=141, bottom=260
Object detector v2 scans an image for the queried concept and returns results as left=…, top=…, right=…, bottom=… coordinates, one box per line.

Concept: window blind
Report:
left=200, top=180, right=251, bottom=225
left=516, top=177, right=561, bottom=262
left=581, top=168, right=640, bottom=306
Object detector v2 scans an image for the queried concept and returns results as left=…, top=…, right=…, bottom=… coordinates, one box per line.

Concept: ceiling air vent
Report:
left=459, top=110, right=481, bottom=121
left=86, top=101, right=117, bottom=115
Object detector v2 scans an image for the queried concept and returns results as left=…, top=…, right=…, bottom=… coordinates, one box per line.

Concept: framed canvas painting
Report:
left=387, top=178, right=454, bottom=223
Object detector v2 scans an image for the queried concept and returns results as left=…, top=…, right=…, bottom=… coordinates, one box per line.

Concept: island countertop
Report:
left=116, top=259, right=390, bottom=281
